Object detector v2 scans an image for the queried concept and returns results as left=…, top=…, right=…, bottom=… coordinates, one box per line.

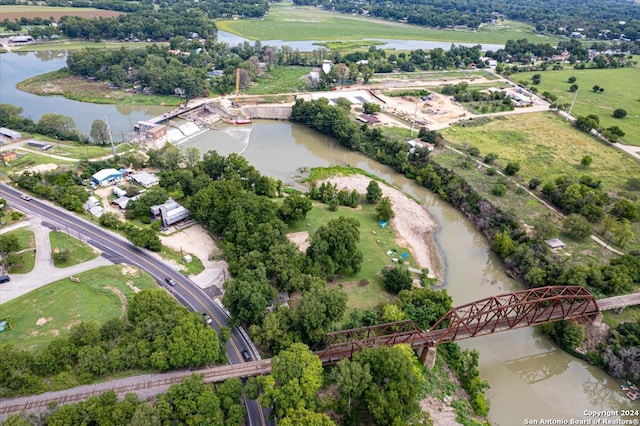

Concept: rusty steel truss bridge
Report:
left=3, top=286, right=639, bottom=416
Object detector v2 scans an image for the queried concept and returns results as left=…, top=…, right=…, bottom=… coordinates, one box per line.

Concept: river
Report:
left=1, top=52, right=637, bottom=425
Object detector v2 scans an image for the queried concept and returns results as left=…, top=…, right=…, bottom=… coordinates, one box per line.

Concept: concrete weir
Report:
left=243, top=105, right=292, bottom=120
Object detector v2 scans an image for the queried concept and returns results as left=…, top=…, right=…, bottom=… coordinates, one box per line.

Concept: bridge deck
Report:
left=597, top=293, right=640, bottom=311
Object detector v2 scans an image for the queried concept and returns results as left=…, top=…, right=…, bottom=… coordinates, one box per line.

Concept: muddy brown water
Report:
left=3, top=52, right=636, bottom=424
left=179, top=121, right=637, bottom=424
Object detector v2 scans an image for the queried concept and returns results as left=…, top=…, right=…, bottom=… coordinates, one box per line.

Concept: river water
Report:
left=1, top=52, right=637, bottom=425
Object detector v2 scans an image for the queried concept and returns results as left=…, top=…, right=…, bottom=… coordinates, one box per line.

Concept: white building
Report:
left=92, top=168, right=123, bottom=186
left=131, top=172, right=159, bottom=188
left=151, top=198, right=191, bottom=227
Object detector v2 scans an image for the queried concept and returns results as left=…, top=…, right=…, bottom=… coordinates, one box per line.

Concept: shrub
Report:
left=382, top=266, right=413, bottom=294
left=483, top=152, right=498, bottom=164
left=486, top=167, right=497, bottom=176
left=612, top=108, right=627, bottom=119
left=504, top=162, right=520, bottom=176
left=491, top=183, right=507, bottom=196
left=563, top=213, right=592, bottom=240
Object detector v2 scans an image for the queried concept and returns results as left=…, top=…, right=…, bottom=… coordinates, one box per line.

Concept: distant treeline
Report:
left=293, top=0, right=640, bottom=42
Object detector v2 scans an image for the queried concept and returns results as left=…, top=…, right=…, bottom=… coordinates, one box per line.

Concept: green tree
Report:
left=279, top=194, right=313, bottom=223
left=612, top=108, right=627, bottom=119
left=0, top=234, right=20, bottom=255
left=307, top=216, right=363, bottom=277
left=223, top=266, right=275, bottom=326
left=504, top=161, right=520, bottom=176
left=351, top=345, right=422, bottom=425
left=331, top=358, right=372, bottom=420
left=184, top=146, right=201, bottom=169
left=568, top=76, right=577, bottom=83
left=492, top=231, right=515, bottom=258
left=533, top=214, right=558, bottom=240
left=561, top=320, right=585, bottom=349
left=363, top=102, right=381, bottom=114
left=90, top=119, right=110, bottom=145
left=37, top=113, right=76, bottom=136
left=280, top=408, right=336, bottom=426
left=259, top=343, right=323, bottom=419
left=569, top=84, right=579, bottom=92
left=382, top=266, right=413, bottom=294
left=375, top=196, right=394, bottom=222
left=158, top=375, right=223, bottom=425
left=397, top=287, right=452, bottom=329
left=563, top=213, right=593, bottom=240
left=580, top=155, right=592, bottom=167
left=611, top=219, right=634, bottom=248
left=366, top=180, right=382, bottom=204
left=610, top=198, right=639, bottom=221
left=297, top=285, right=348, bottom=343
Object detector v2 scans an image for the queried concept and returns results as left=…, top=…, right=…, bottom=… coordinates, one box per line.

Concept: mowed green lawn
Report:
left=288, top=201, right=414, bottom=309
left=0, top=265, right=158, bottom=352
left=217, top=4, right=559, bottom=45
left=3, top=227, right=36, bottom=274
left=516, top=66, right=640, bottom=146
left=50, top=231, right=98, bottom=267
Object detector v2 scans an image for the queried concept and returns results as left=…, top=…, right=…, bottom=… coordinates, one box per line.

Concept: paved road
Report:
left=0, top=184, right=271, bottom=426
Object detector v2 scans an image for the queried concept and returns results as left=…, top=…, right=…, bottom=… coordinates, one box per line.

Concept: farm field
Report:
left=516, top=66, right=640, bottom=146
left=243, top=66, right=313, bottom=95
left=0, top=5, right=123, bottom=21
left=0, top=265, right=157, bottom=352
left=441, top=112, right=640, bottom=250
left=216, top=4, right=559, bottom=45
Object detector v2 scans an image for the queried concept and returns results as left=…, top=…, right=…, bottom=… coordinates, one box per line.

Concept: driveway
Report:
left=0, top=219, right=113, bottom=304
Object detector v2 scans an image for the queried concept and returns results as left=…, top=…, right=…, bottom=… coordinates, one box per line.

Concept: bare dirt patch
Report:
left=22, top=163, right=58, bottom=174
left=320, top=175, right=440, bottom=279
left=105, top=285, right=127, bottom=317
left=35, top=317, right=52, bottom=326
left=287, top=231, right=310, bottom=252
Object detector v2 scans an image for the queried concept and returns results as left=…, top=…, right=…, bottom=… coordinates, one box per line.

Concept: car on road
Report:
left=241, top=349, right=251, bottom=362
left=0, top=275, right=10, bottom=284
left=164, top=277, right=176, bottom=286
left=20, top=194, right=32, bottom=201
left=202, top=312, right=212, bottom=324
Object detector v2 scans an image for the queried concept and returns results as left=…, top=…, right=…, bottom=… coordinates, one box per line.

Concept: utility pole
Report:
left=105, top=116, right=117, bottom=160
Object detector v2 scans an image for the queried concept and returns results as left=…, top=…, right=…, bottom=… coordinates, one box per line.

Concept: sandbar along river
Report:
left=2, top=52, right=636, bottom=425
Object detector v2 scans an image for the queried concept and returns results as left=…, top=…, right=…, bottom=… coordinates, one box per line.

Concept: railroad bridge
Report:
left=2, top=286, right=639, bottom=416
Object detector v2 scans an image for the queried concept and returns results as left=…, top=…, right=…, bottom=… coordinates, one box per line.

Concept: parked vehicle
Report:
left=0, top=275, right=10, bottom=284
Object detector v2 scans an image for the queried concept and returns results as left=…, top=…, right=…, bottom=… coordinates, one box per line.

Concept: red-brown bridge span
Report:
left=2, top=286, right=638, bottom=416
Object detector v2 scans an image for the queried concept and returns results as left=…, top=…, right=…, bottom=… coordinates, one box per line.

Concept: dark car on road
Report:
left=164, top=277, right=176, bottom=286
left=0, top=275, right=10, bottom=284
left=241, top=350, right=251, bottom=361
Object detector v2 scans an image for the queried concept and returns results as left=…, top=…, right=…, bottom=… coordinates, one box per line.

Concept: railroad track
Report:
left=0, top=360, right=272, bottom=415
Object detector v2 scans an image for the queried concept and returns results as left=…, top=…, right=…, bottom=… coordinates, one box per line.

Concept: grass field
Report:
left=440, top=112, right=640, bottom=251
left=288, top=200, right=414, bottom=309
left=243, top=66, right=313, bottom=95
left=516, top=66, right=640, bottom=146
left=217, top=4, right=559, bottom=45
left=0, top=265, right=157, bottom=352
left=51, top=142, right=135, bottom=160
left=4, top=228, right=36, bottom=274
left=50, top=231, right=98, bottom=267
left=4, top=151, right=72, bottom=173
left=9, top=40, right=164, bottom=53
